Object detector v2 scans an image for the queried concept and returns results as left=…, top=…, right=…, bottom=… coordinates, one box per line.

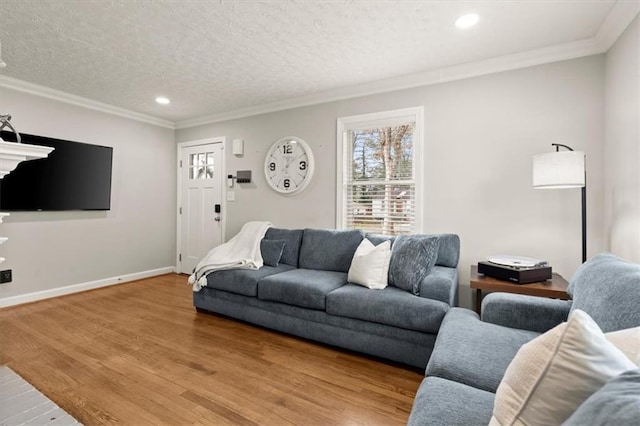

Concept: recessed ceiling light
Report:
left=155, top=96, right=170, bottom=105
left=455, top=13, right=479, bottom=29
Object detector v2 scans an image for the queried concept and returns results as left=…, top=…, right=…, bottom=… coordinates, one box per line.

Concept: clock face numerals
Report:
left=264, top=136, right=314, bottom=195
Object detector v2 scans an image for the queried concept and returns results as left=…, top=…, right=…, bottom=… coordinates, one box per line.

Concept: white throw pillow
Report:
left=606, top=327, right=640, bottom=366
left=489, top=309, right=636, bottom=426
left=347, top=239, right=391, bottom=290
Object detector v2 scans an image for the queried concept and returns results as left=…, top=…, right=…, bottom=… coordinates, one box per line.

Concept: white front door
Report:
left=178, top=140, right=224, bottom=274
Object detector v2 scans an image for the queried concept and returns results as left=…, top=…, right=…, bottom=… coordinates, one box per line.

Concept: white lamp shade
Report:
left=533, top=151, right=585, bottom=188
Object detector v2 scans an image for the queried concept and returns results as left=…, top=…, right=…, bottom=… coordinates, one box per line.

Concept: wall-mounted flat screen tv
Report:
left=0, top=131, right=113, bottom=211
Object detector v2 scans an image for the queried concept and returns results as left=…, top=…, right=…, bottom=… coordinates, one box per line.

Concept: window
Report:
left=337, top=107, right=423, bottom=235
left=189, top=152, right=215, bottom=179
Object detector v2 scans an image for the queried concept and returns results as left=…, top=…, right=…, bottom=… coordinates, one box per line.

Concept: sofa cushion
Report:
left=258, top=268, right=348, bottom=310
left=264, top=228, right=303, bottom=267
left=326, top=284, right=449, bottom=334
left=563, top=369, right=640, bottom=426
left=260, top=239, right=286, bottom=267
left=388, top=235, right=439, bottom=295
left=419, top=266, right=459, bottom=306
left=489, top=310, right=636, bottom=426
left=426, top=308, right=539, bottom=393
left=568, top=252, right=640, bottom=332
left=365, top=233, right=395, bottom=247
left=205, top=264, right=295, bottom=297
left=432, top=233, right=460, bottom=267
left=298, top=228, right=364, bottom=272
left=407, top=377, right=494, bottom=426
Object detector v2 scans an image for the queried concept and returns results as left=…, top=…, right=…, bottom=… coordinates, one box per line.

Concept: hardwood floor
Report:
left=0, top=274, right=423, bottom=425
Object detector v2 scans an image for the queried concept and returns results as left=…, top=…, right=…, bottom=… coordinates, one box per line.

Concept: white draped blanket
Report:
left=188, top=221, right=272, bottom=292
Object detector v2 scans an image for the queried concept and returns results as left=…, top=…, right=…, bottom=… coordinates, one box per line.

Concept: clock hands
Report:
left=283, top=146, right=302, bottom=174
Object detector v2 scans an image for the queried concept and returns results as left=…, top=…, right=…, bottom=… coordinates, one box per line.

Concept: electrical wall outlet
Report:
left=0, top=269, right=12, bottom=284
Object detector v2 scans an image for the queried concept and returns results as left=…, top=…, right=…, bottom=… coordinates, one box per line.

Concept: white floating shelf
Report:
left=0, top=212, right=8, bottom=223
left=0, top=141, right=55, bottom=178
left=0, top=237, right=7, bottom=245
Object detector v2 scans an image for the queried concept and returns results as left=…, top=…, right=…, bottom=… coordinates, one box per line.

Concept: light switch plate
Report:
left=226, top=191, right=235, bottom=202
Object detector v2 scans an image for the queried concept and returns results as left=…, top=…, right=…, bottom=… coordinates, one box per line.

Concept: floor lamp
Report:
left=533, top=143, right=587, bottom=263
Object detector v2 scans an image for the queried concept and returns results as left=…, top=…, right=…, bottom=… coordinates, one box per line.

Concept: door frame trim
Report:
left=176, top=137, right=227, bottom=274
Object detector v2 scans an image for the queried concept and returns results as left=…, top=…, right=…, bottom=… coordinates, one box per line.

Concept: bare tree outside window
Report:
left=346, top=123, right=415, bottom=235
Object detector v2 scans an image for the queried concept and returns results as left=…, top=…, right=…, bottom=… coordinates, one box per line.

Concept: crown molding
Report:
left=0, top=76, right=175, bottom=129
left=594, top=0, right=640, bottom=50
left=175, top=37, right=604, bottom=129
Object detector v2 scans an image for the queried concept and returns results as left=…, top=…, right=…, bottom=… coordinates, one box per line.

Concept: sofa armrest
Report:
left=419, top=266, right=458, bottom=307
left=481, top=293, right=572, bottom=333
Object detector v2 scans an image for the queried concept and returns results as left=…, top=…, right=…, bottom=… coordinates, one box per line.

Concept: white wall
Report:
left=605, top=14, right=640, bottom=263
left=177, top=55, right=606, bottom=308
left=0, top=88, right=176, bottom=302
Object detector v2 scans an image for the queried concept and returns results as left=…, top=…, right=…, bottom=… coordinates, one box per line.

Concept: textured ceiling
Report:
left=0, top=0, right=625, bottom=125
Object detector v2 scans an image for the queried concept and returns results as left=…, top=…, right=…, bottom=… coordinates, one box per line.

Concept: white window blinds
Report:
left=337, top=108, right=423, bottom=236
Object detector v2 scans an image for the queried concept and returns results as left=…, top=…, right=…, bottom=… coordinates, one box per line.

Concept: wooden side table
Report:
left=470, top=265, right=570, bottom=314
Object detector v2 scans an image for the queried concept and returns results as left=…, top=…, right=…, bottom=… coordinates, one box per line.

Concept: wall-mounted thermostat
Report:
left=232, top=139, right=244, bottom=156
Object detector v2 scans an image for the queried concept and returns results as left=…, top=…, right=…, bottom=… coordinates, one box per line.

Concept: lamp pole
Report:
left=582, top=176, right=587, bottom=263
left=550, top=143, right=587, bottom=263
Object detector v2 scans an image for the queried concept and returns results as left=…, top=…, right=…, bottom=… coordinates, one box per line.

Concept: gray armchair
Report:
left=408, top=252, right=640, bottom=426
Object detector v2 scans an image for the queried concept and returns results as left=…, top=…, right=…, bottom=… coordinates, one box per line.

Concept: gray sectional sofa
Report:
left=408, top=253, right=640, bottom=425
left=194, top=227, right=460, bottom=368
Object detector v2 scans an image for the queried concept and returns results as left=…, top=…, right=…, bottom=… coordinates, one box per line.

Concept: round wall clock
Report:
left=264, top=136, right=315, bottom=195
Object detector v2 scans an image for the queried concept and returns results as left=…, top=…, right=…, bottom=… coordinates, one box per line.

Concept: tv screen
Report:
left=0, top=131, right=113, bottom=211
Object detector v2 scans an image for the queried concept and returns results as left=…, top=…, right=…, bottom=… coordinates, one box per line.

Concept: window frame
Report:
left=336, top=106, right=424, bottom=234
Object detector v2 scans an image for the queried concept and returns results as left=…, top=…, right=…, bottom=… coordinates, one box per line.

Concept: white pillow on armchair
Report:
left=489, top=309, right=637, bottom=426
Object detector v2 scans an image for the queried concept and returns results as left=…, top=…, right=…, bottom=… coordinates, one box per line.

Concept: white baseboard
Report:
left=0, top=266, right=176, bottom=308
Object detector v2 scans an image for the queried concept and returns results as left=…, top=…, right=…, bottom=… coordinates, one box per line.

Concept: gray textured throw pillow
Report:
left=261, top=239, right=286, bottom=267
left=388, top=235, right=439, bottom=295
